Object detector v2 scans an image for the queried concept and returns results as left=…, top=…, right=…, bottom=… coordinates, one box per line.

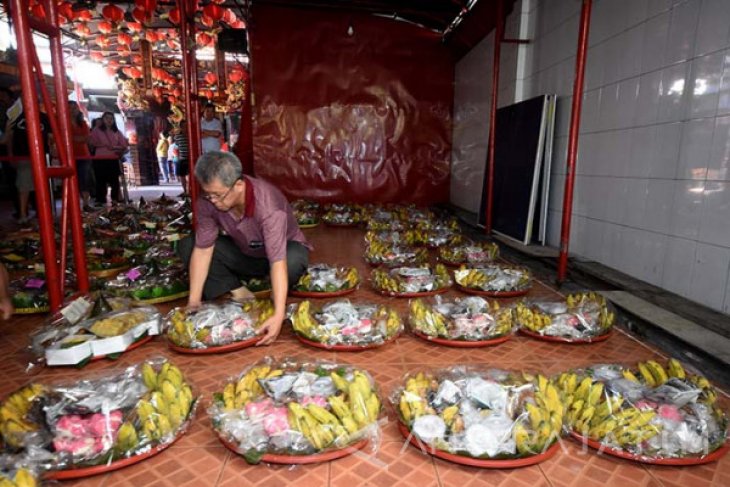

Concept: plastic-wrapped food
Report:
left=293, top=264, right=359, bottom=293
left=372, top=265, right=452, bottom=295
left=409, top=296, right=515, bottom=342
left=439, top=241, right=500, bottom=266
left=555, top=360, right=729, bottom=463
left=210, top=357, right=381, bottom=464
left=10, top=276, right=50, bottom=314
left=165, top=300, right=273, bottom=349
left=30, top=303, right=160, bottom=366
left=85, top=240, right=130, bottom=277
left=291, top=199, right=320, bottom=213
left=0, top=358, right=197, bottom=473
left=364, top=241, right=428, bottom=267
left=366, top=219, right=407, bottom=231
left=321, top=204, right=364, bottom=226
left=403, top=228, right=463, bottom=248
left=0, top=236, right=41, bottom=274
left=294, top=208, right=319, bottom=227
left=0, top=456, right=40, bottom=487
left=104, top=264, right=188, bottom=303
left=289, top=300, right=402, bottom=348
left=364, top=230, right=408, bottom=245
left=516, top=292, right=615, bottom=341
left=241, top=277, right=271, bottom=295
left=391, top=367, right=564, bottom=461
left=454, top=265, right=531, bottom=294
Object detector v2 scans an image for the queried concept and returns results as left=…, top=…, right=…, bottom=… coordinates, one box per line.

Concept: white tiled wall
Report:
left=452, top=0, right=730, bottom=315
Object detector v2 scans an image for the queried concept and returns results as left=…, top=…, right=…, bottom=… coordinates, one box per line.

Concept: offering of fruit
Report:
left=294, top=264, right=359, bottom=293
left=409, top=296, right=514, bottom=341
left=454, top=265, right=531, bottom=293
left=516, top=292, right=615, bottom=340
left=372, top=265, right=451, bottom=295
left=364, top=240, right=428, bottom=267
left=439, top=242, right=499, bottom=266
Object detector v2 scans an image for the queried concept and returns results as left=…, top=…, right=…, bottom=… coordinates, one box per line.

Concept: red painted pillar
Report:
left=557, top=0, right=593, bottom=283
left=484, top=0, right=504, bottom=234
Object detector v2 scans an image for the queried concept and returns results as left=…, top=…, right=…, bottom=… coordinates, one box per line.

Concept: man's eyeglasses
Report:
left=202, top=179, right=239, bottom=202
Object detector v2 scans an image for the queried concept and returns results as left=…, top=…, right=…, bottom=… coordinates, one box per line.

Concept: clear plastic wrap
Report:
left=241, top=277, right=272, bottom=295
left=391, top=367, right=564, bottom=461
left=555, top=359, right=729, bottom=463
left=294, top=209, right=319, bottom=227
left=209, top=357, right=382, bottom=464
left=516, top=292, right=615, bottom=341
left=10, top=276, right=50, bottom=314
left=104, top=264, right=188, bottom=303
left=0, top=358, right=197, bottom=473
left=293, top=264, right=359, bottom=294
left=291, top=200, right=320, bottom=213
left=0, top=455, right=41, bottom=487
left=164, top=300, right=273, bottom=349
left=439, top=241, right=500, bottom=266
left=408, top=296, right=515, bottom=342
left=29, top=302, right=161, bottom=367
left=372, top=265, right=452, bottom=295
left=366, top=220, right=407, bottom=231
left=454, top=265, right=532, bottom=294
left=289, top=300, right=402, bottom=348
left=321, top=204, right=364, bottom=226
left=364, top=241, right=428, bottom=267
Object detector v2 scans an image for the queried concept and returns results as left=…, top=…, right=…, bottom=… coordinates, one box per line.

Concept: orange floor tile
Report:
left=2, top=225, right=729, bottom=486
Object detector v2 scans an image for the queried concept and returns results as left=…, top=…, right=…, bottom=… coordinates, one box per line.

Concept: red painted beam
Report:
left=557, top=0, right=593, bottom=284
left=484, top=0, right=504, bottom=234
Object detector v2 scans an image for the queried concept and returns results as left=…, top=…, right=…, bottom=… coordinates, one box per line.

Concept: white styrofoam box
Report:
left=648, top=122, right=682, bottom=178
left=634, top=70, right=662, bottom=126
left=629, top=125, right=656, bottom=178
left=665, top=0, right=702, bottom=66
left=662, top=235, right=698, bottom=296
left=641, top=11, right=671, bottom=73
left=657, top=61, right=691, bottom=123
left=686, top=50, right=724, bottom=119
left=688, top=242, right=730, bottom=310
left=643, top=179, right=676, bottom=234
left=694, top=0, right=730, bottom=57
left=698, top=181, right=730, bottom=247
left=621, top=178, right=650, bottom=228
left=669, top=180, right=706, bottom=239
left=45, top=335, right=94, bottom=366
left=708, top=115, right=730, bottom=181
left=717, top=49, right=730, bottom=116
left=677, top=118, right=714, bottom=180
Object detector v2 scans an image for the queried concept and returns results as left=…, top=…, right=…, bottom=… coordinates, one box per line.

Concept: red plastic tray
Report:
left=455, top=284, right=530, bottom=298
left=218, top=434, right=368, bottom=464
left=290, top=287, right=358, bottom=298
left=569, top=431, right=730, bottom=465
left=90, top=335, right=153, bottom=362
left=397, top=422, right=559, bottom=468
left=167, top=335, right=262, bottom=354
left=45, top=428, right=186, bottom=480
left=299, top=222, right=320, bottom=229
left=411, top=330, right=512, bottom=348
left=520, top=328, right=614, bottom=344
left=375, top=287, right=449, bottom=298
left=295, top=333, right=399, bottom=351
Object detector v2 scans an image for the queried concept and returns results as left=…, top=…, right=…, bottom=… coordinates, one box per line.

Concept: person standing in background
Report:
left=167, top=135, right=178, bottom=182
left=156, top=131, right=170, bottom=183
left=68, top=101, right=93, bottom=211
left=0, top=87, right=20, bottom=219
left=88, top=111, right=128, bottom=206
left=0, top=262, right=12, bottom=320
left=174, top=121, right=190, bottom=196
left=200, top=104, right=222, bottom=153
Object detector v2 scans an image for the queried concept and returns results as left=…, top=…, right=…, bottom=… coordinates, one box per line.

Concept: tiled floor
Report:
left=3, top=224, right=729, bottom=486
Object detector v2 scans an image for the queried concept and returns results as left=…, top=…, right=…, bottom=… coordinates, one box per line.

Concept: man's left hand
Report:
left=256, top=314, right=284, bottom=346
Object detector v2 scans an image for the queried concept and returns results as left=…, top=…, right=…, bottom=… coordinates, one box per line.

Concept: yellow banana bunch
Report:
left=667, top=358, right=686, bottom=379
left=0, top=384, right=45, bottom=448
left=454, top=267, right=488, bottom=288
left=229, top=365, right=272, bottom=409
left=398, top=372, right=433, bottom=423
left=0, top=468, right=37, bottom=487
left=372, top=269, right=401, bottom=293
left=515, top=303, right=552, bottom=331
left=565, top=292, right=615, bottom=331
left=344, top=267, right=360, bottom=288
left=291, top=301, right=319, bottom=339
left=241, top=299, right=275, bottom=327
left=296, top=273, right=312, bottom=289
left=408, top=299, right=448, bottom=336
left=114, top=421, right=139, bottom=452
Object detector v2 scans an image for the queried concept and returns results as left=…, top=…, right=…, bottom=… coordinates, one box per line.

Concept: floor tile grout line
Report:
left=213, top=449, right=231, bottom=487
left=431, top=456, right=443, bottom=487
left=538, top=464, right=556, bottom=487
left=641, top=463, right=667, bottom=487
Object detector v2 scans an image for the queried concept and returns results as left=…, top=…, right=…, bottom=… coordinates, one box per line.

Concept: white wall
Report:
left=452, top=0, right=730, bottom=315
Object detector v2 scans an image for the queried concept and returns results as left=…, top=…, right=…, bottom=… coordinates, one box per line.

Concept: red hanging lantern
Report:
left=106, top=66, right=119, bottom=77
left=118, top=32, right=133, bottom=46
left=172, top=87, right=182, bottom=98
left=223, top=9, right=237, bottom=25
left=166, top=39, right=177, bottom=50
left=108, top=59, right=121, bottom=68
left=201, top=15, right=214, bottom=28
left=211, top=0, right=225, bottom=4
left=145, top=31, right=160, bottom=43
left=77, top=10, right=94, bottom=22
left=30, top=3, right=46, bottom=19
left=131, top=54, right=143, bottom=64
left=95, top=35, right=110, bottom=48
left=228, top=70, right=243, bottom=83
left=203, top=5, right=224, bottom=21
left=135, top=0, right=158, bottom=12
left=127, top=22, right=143, bottom=33
left=168, top=8, right=181, bottom=25
left=130, top=7, right=145, bottom=24
left=117, top=44, right=132, bottom=54
left=152, top=87, right=164, bottom=98
left=231, top=20, right=246, bottom=29
left=75, top=24, right=91, bottom=37
left=204, top=72, right=217, bottom=85
left=58, top=2, right=75, bottom=23
left=101, top=4, right=125, bottom=23
left=97, top=21, right=113, bottom=34
left=167, top=29, right=178, bottom=39
left=122, top=67, right=133, bottom=77
left=204, top=89, right=214, bottom=100
left=128, top=67, right=143, bottom=79
left=196, top=32, right=214, bottom=47
left=89, top=51, right=105, bottom=62
left=168, top=95, right=177, bottom=103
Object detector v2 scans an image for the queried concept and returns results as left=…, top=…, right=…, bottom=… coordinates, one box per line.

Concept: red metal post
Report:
left=484, top=0, right=504, bottom=233
left=9, top=0, right=62, bottom=308
left=46, top=0, right=89, bottom=294
left=557, top=0, right=593, bottom=283
left=178, top=0, right=201, bottom=221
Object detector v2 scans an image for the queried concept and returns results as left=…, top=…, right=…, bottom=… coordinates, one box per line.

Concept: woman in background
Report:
left=156, top=130, right=170, bottom=183
left=88, top=111, right=128, bottom=205
left=68, top=101, right=93, bottom=210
